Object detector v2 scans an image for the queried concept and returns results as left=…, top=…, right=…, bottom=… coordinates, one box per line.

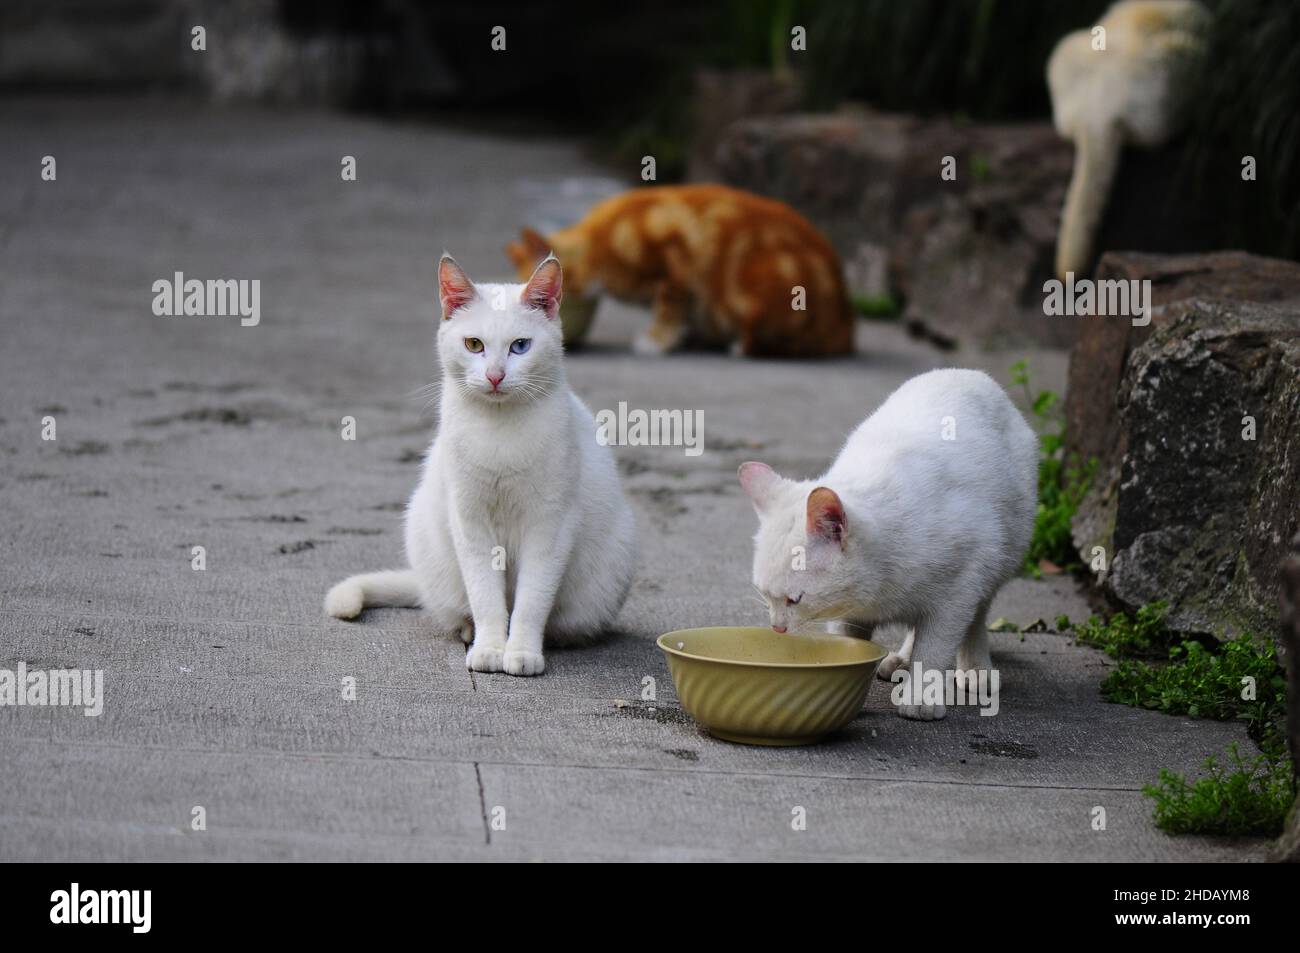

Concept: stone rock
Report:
left=713, top=110, right=1235, bottom=348
left=688, top=69, right=803, bottom=183
left=715, top=111, right=917, bottom=253
left=1066, top=252, right=1300, bottom=636
left=1067, top=252, right=1300, bottom=562
left=1276, top=533, right=1300, bottom=862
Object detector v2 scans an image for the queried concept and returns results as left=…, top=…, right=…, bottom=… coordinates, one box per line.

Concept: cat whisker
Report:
left=409, top=380, right=444, bottom=414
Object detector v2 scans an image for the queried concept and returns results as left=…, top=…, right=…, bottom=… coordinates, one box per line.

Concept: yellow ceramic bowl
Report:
left=657, top=626, right=887, bottom=746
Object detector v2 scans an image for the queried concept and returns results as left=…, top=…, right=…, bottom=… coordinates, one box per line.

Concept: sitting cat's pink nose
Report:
left=772, top=624, right=787, bottom=633
left=486, top=370, right=505, bottom=389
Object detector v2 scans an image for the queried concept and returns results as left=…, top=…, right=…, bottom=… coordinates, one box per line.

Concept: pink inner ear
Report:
left=522, top=258, right=563, bottom=319
left=806, top=487, right=846, bottom=545
left=439, top=260, right=476, bottom=318
left=738, top=461, right=778, bottom=509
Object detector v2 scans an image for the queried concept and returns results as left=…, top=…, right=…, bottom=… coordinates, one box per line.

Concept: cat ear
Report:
left=521, top=253, right=563, bottom=319
left=738, top=461, right=781, bottom=513
left=806, top=487, right=847, bottom=547
left=438, top=254, right=478, bottom=319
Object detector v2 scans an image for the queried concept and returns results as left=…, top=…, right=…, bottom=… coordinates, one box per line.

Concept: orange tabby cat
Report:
left=506, top=185, right=854, bottom=357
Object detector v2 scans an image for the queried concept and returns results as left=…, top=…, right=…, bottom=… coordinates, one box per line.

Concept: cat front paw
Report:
left=466, top=643, right=505, bottom=673
left=632, top=331, right=671, bottom=356
left=876, top=652, right=908, bottom=681
left=502, top=649, right=545, bottom=677
left=897, top=702, right=947, bottom=721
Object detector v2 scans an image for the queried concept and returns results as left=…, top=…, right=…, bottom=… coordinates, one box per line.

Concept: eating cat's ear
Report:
left=738, top=461, right=781, bottom=513
left=806, top=487, right=847, bottom=548
left=438, top=254, right=477, bottom=319
left=521, top=253, right=563, bottom=320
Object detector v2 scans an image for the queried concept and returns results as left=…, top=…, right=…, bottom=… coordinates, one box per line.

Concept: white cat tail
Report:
left=325, top=570, right=422, bottom=620
left=1056, top=119, right=1123, bottom=280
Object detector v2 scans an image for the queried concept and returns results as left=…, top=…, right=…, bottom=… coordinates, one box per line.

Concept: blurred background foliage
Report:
left=791, top=0, right=1112, bottom=118
left=39, top=0, right=1292, bottom=258
left=609, top=0, right=1297, bottom=259
left=598, top=0, right=1115, bottom=167
left=1179, top=0, right=1300, bottom=258
left=716, top=0, right=1296, bottom=261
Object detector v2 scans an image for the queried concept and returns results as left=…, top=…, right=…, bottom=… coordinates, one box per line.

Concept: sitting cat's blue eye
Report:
left=509, top=338, right=532, bottom=355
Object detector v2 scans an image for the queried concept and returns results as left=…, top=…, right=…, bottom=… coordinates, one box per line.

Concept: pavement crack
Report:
left=474, top=762, right=490, bottom=846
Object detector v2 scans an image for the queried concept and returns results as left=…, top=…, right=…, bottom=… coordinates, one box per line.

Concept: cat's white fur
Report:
left=325, top=254, right=637, bottom=677
left=1048, top=0, right=1209, bottom=278
left=740, top=369, right=1037, bottom=720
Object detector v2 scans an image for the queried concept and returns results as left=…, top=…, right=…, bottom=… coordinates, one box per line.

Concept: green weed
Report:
left=1009, top=361, right=1094, bottom=576
left=1144, top=745, right=1294, bottom=837
left=1065, top=603, right=1294, bottom=837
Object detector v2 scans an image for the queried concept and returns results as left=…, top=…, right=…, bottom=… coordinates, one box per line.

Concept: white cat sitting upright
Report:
left=326, top=254, right=638, bottom=677
left=739, top=369, right=1038, bottom=720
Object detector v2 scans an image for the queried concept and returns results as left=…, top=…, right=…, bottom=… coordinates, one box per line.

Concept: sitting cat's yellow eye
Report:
left=464, top=337, right=484, bottom=353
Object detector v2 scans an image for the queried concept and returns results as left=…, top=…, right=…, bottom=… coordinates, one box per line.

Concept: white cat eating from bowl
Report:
left=739, top=369, right=1038, bottom=720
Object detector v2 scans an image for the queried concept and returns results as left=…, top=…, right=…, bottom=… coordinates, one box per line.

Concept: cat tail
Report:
left=1055, top=119, right=1123, bottom=280
left=325, top=569, right=422, bottom=620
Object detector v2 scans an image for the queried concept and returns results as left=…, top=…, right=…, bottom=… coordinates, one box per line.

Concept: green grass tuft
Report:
left=1009, top=361, right=1094, bottom=576
left=852, top=292, right=901, bottom=319
left=1068, top=604, right=1295, bottom=837
left=1061, top=600, right=1176, bottom=659
left=1144, top=745, right=1294, bottom=838
left=1100, top=630, right=1288, bottom=761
